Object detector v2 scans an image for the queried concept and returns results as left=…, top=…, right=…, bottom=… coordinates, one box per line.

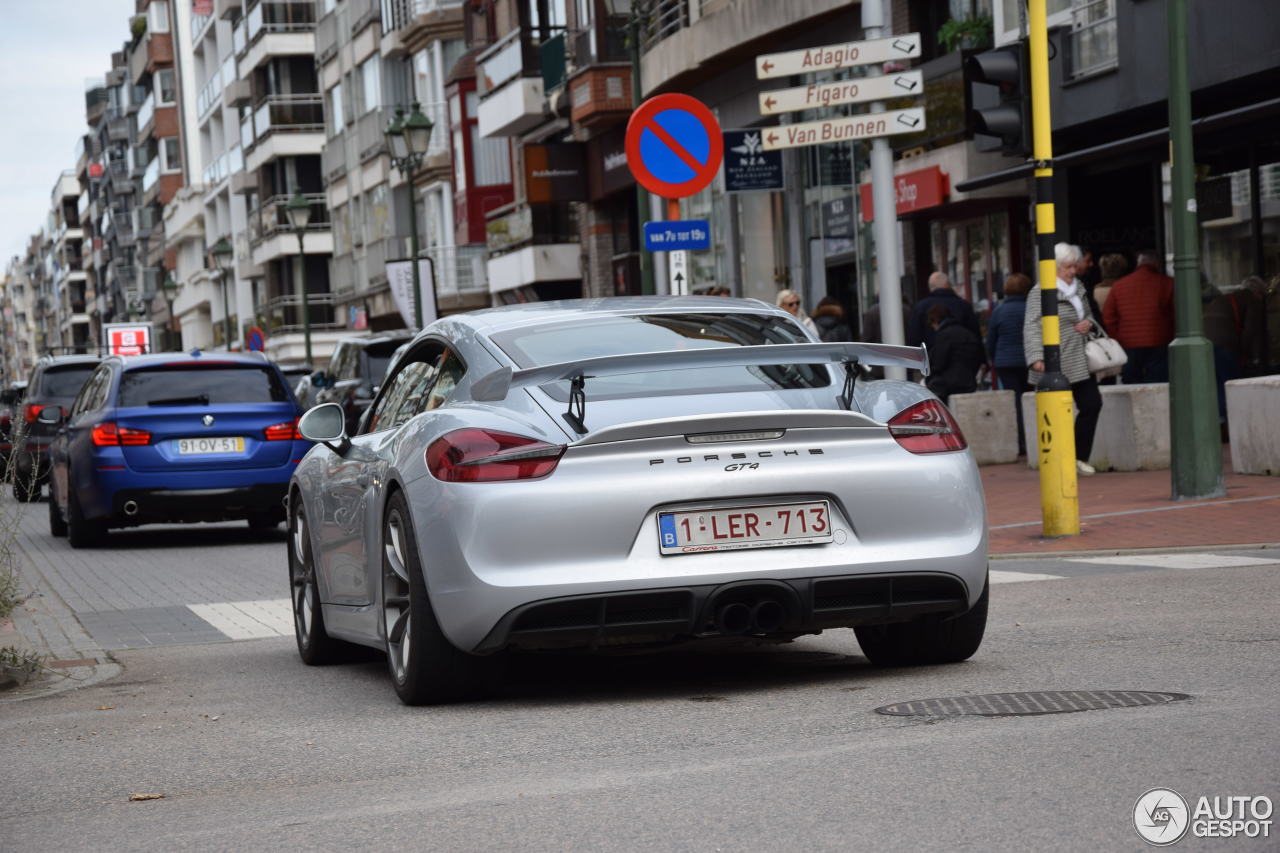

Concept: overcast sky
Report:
left=0, top=0, right=137, bottom=265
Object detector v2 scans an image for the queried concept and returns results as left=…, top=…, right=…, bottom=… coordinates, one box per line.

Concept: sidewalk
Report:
left=983, top=454, right=1280, bottom=555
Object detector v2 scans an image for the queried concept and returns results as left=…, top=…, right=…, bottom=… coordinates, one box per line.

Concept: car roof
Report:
left=442, top=296, right=783, bottom=336
left=109, top=351, right=273, bottom=370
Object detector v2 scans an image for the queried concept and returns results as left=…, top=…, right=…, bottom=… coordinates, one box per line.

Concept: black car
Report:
left=1, top=381, right=27, bottom=471
left=12, top=355, right=103, bottom=501
left=312, top=331, right=414, bottom=434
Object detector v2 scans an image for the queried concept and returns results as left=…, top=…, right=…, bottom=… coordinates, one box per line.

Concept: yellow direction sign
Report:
left=758, top=71, right=923, bottom=116
left=756, top=33, right=921, bottom=80
left=760, top=108, right=925, bottom=151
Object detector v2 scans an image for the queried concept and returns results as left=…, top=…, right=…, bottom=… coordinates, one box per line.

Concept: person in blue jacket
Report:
left=986, top=273, right=1032, bottom=456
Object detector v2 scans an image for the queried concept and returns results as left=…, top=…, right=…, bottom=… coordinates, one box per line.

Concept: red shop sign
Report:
left=859, top=165, right=949, bottom=222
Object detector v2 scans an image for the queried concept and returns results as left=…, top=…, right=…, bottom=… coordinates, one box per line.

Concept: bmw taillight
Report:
left=888, top=399, right=967, bottom=454
left=24, top=404, right=43, bottom=423
left=426, top=429, right=566, bottom=483
left=264, top=418, right=302, bottom=441
left=92, top=422, right=152, bottom=446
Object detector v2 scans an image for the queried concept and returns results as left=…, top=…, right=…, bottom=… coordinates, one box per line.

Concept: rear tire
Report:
left=48, top=491, right=67, bottom=537
left=855, top=575, right=988, bottom=666
left=289, top=499, right=342, bottom=665
left=66, top=482, right=106, bottom=549
left=382, top=492, right=497, bottom=705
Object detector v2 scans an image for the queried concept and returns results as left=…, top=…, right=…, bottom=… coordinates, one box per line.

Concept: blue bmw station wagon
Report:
left=45, top=352, right=310, bottom=547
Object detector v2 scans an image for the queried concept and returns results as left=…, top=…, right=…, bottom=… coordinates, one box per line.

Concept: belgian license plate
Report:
left=657, top=501, right=833, bottom=555
left=177, top=436, right=245, bottom=455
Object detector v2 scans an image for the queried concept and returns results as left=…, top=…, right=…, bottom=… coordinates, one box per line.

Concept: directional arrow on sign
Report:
left=756, top=33, right=921, bottom=79
left=761, top=108, right=926, bottom=151
left=758, top=70, right=924, bottom=116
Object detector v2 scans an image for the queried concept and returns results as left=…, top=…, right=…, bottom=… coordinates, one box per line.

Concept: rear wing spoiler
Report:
left=470, top=342, right=928, bottom=433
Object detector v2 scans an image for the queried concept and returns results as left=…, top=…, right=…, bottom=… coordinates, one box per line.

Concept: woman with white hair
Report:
left=777, top=289, right=818, bottom=336
left=1022, top=242, right=1105, bottom=475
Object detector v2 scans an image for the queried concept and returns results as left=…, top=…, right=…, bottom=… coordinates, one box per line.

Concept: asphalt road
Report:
left=1, top=506, right=1277, bottom=851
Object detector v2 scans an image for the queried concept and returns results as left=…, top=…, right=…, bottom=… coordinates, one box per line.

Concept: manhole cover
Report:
left=875, top=690, right=1190, bottom=717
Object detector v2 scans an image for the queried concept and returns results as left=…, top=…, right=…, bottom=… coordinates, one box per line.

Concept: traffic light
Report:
left=965, top=46, right=1029, bottom=157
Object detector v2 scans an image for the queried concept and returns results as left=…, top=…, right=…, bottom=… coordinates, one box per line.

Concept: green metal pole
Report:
left=407, top=166, right=424, bottom=328
left=1167, top=0, right=1223, bottom=499
left=298, top=231, right=312, bottom=365
left=222, top=272, right=234, bottom=351
left=630, top=14, right=654, bottom=296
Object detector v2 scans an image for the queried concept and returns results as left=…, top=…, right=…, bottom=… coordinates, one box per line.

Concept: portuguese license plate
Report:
left=177, top=436, right=245, bottom=455
left=657, top=501, right=833, bottom=555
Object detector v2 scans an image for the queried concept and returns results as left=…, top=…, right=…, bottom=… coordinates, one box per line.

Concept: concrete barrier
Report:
left=1227, top=375, right=1280, bottom=475
left=949, top=390, right=1019, bottom=465
left=1020, top=383, right=1171, bottom=471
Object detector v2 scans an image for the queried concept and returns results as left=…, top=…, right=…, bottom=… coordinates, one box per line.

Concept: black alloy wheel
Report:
left=289, top=499, right=341, bottom=665
left=381, top=492, right=496, bottom=706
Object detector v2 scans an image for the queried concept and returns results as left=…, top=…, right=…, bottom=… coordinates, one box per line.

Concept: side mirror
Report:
left=37, top=407, right=64, bottom=425
left=298, top=402, right=348, bottom=452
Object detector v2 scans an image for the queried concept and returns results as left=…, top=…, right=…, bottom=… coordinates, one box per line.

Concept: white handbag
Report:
left=1085, top=328, right=1127, bottom=378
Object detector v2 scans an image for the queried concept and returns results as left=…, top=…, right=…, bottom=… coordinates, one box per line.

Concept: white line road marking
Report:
left=1066, top=554, right=1280, bottom=571
left=188, top=599, right=293, bottom=640
left=990, top=570, right=1064, bottom=584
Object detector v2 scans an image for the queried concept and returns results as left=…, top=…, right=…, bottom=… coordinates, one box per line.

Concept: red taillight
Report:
left=91, top=422, right=152, bottom=446
left=24, top=404, right=43, bottom=423
left=426, top=429, right=566, bottom=483
left=264, top=418, right=302, bottom=441
left=888, top=399, right=967, bottom=454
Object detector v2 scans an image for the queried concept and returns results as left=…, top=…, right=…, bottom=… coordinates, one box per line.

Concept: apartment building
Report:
left=48, top=172, right=92, bottom=351
left=166, top=0, right=337, bottom=362
left=1, top=247, right=41, bottom=381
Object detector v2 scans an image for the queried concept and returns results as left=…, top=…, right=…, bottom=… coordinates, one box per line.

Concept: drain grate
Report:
left=875, top=690, right=1190, bottom=717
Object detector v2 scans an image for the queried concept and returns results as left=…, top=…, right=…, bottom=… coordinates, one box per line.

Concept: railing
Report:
left=315, top=8, right=338, bottom=62
left=640, top=0, right=688, bottom=52
left=245, top=0, right=316, bottom=45
left=251, top=95, right=325, bottom=141
left=250, top=193, right=330, bottom=244
left=323, top=130, right=347, bottom=183
left=136, top=92, right=155, bottom=133
left=1067, top=0, right=1118, bottom=80
left=573, top=18, right=629, bottom=66
left=427, top=245, right=489, bottom=296
left=197, top=68, right=223, bottom=117
left=142, top=157, right=160, bottom=193
left=267, top=291, right=340, bottom=334
left=203, top=151, right=229, bottom=186
left=486, top=204, right=578, bottom=254
left=478, top=30, right=527, bottom=96
left=541, top=33, right=567, bottom=91
left=233, top=17, right=247, bottom=55
left=108, top=116, right=131, bottom=141
left=381, top=0, right=463, bottom=33
left=241, top=111, right=255, bottom=150
left=349, top=0, right=379, bottom=34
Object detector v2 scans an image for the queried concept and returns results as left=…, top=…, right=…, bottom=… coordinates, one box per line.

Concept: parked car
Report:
left=287, top=298, right=988, bottom=705
left=312, top=331, right=415, bottom=435
left=12, top=355, right=103, bottom=501
left=0, top=381, right=28, bottom=472
left=276, top=361, right=316, bottom=409
left=45, top=351, right=309, bottom=547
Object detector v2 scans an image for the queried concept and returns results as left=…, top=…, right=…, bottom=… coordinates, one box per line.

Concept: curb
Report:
left=991, top=542, right=1280, bottom=560
left=0, top=658, right=124, bottom=704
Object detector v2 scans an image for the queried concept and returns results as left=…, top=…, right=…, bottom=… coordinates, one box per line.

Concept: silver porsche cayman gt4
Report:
left=287, top=297, right=988, bottom=705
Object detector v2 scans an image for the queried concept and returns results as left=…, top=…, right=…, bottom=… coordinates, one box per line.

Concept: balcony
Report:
left=315, top=9, right=338, bottom=64
left=429, top=245, right=490, bottom=310
left=355, top=107, right=398, bottom=163
left=142, top=157, right=161, bottom=195
left=242, top=0, right=316, bottom=71
left=267, top=291, right=340, bottom=334
left=476, top=32, right=545, bottom=137
left=197, top=68, right=223, bottom=118
left=226, top=77, right=253, bottom=107
left=107, top=115, right=131, bottom=142
left=350, top=0, right=380, bottom=36
left=249, top=193, right=329, bottom=244
left=136, top=92, right=155, bottom=138
left=243, top=95, right=325, bottom=171
left=323, top=131, right=347, bottom=184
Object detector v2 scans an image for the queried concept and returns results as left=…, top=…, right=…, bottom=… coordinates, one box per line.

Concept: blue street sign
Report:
left=643, top=220, right=711, bottom=252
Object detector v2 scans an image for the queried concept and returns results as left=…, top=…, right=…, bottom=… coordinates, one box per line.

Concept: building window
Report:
left=161, top=137, right=181, bottom=172
left=360, top=57, right=381, bottom=115
left=996, top=0, right=1070, bottom=43
left=342, top=73, right=355, bottom=125
left=156, top=69, right=177, bottom=106
left=473, top=132, right=510, bottom=187
left=327, top=83, right=344, bottom=136
left=148, top=1, right=170, bottom=33
left=1066, top=0, right=1118, bottom=79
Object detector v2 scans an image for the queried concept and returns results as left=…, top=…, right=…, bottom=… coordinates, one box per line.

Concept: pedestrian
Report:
left=925, top=303, right=984, bottom=405
left=987, top=273, right=1032, bottom=456
left=776, top=289, right=818, bottom=336
left=906, top=271, right=980, bottom=350
left=1023, top=243, right=1105, bottom=475
left=861, top=290, right=909, bottom=344
left=811, top=296, right=853, bottom=342
left=1101, top=250, right=1174, bottom=383
left=1092, top=253, right=1128, bottom=312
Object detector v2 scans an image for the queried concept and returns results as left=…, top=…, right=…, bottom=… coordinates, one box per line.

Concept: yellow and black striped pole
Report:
left=1028, top=0, right=1079, bottom=537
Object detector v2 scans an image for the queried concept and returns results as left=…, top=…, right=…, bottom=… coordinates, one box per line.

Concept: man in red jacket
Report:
left=1102, top=251, right=1175, bottom=383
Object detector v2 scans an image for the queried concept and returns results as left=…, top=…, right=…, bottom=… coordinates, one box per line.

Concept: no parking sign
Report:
left=625, top=94, right=724, bottom=199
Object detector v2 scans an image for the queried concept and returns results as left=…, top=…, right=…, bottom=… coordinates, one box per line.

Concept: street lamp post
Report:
left=209, top=237, right=234, bottom=350
left=161, top=271, right=179, bottom=351
left=285, top=192, right=313, bottom=365
left=384, top=103, right=434, bottom=330
left=605, top=0, right=654, bottom=295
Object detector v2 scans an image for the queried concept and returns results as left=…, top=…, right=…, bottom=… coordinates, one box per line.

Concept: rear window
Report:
left=39, top=366, right=97, bottom=398
left=118, top=365, right=290, bottom=407
left=491, top=312, right=830, bottom=401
